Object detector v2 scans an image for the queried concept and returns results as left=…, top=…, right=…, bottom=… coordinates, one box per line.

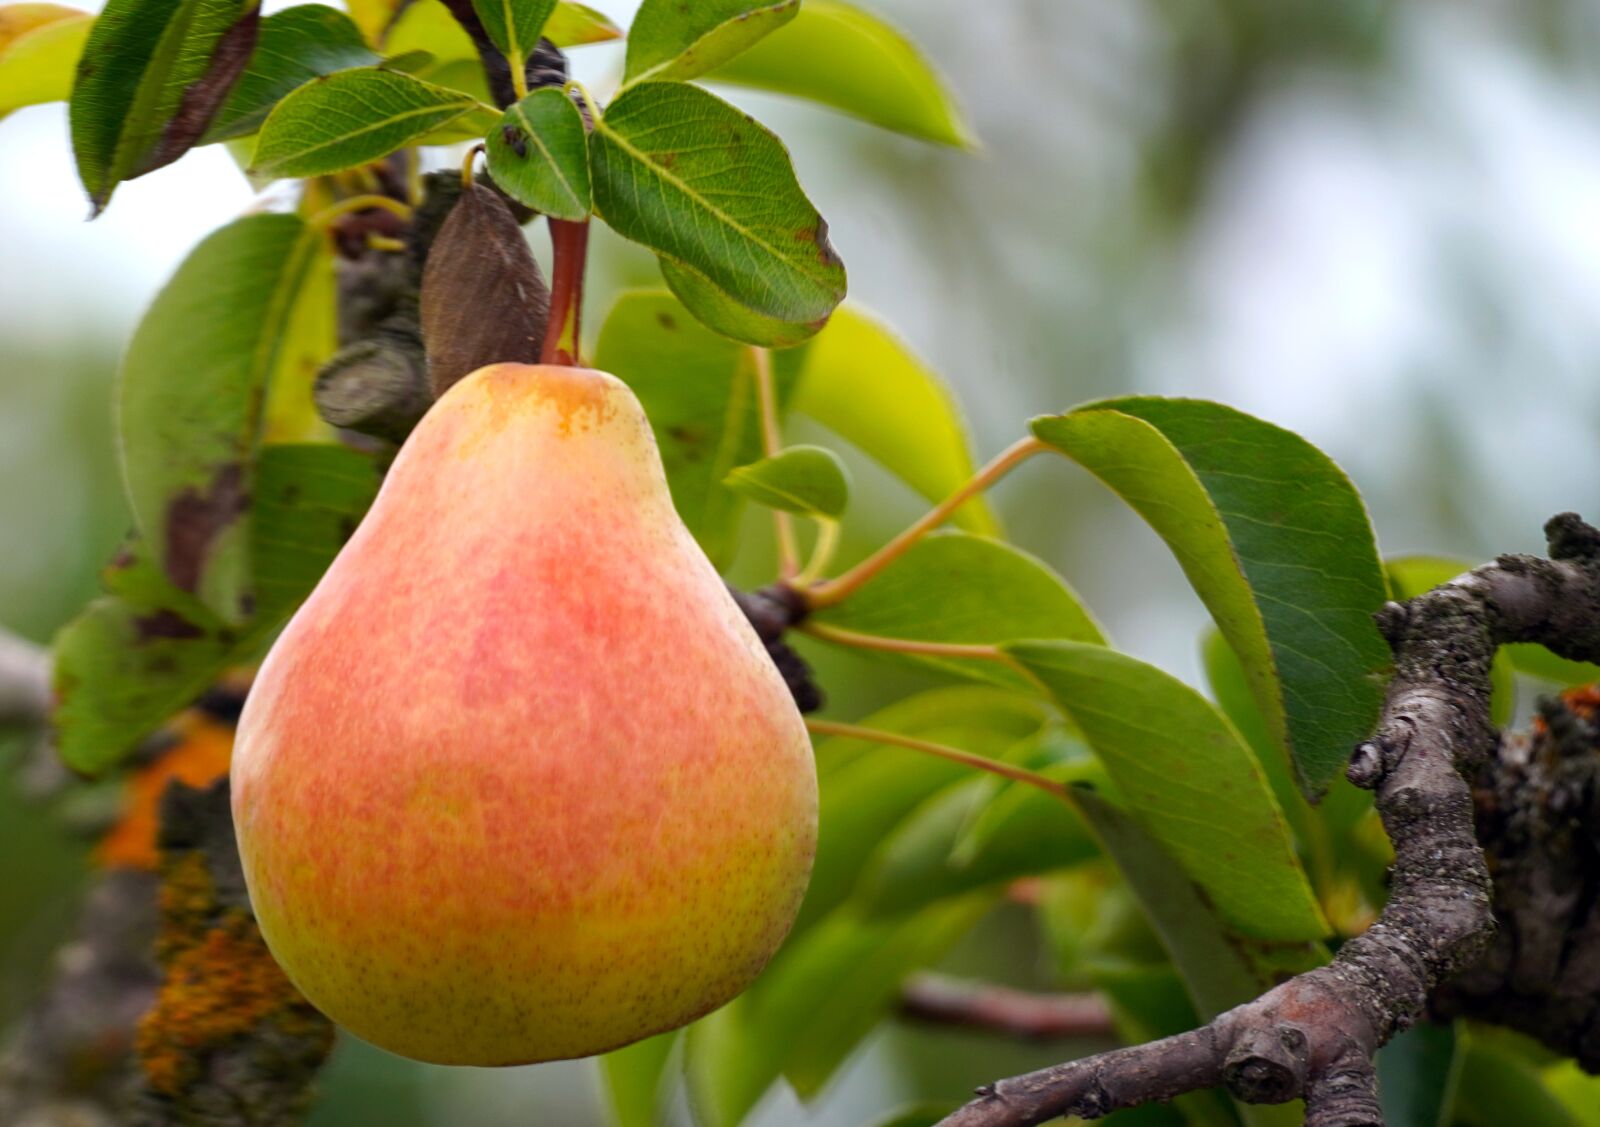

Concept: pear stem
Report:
left=752, top=347, right=800, bottom=578
left=805, top=718, right=1070, bottom=800
left=801, top=622, right=1010, bottom=662
left=541, top=219, right=589, bottom=366
left=803, top=436, right=1047, bottom=609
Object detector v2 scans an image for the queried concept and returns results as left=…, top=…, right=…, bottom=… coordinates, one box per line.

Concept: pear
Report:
left=230, top=363, right=818, bottom=1066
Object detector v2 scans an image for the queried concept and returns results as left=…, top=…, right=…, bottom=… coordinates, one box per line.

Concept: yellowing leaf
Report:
left=0, top=6, right=89, bottom=116
left=707, top=0, right=973, bottom=147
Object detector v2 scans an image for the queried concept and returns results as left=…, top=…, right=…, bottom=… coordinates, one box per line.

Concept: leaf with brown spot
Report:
left=119, top=213, right=326, bottom=625
left=54, top=446, right=379, bottom=776
left=146, top=5, right=258, bottom=168
left=201, top=5, right=378, bottom=144
left=420, top=182, right=549, bottom=397
left=68, top=0, right=260, bottom=213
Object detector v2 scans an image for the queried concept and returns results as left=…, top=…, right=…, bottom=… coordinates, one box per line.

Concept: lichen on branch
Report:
left=129, top=779, right=334, bottom=1126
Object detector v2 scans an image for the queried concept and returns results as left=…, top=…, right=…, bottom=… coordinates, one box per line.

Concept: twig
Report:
left=941, top=513, right=1600, bottom=1127
left=901, top=974, right=1116, bottom=1042
left=807, top=718, right=1070, bottom=800
left=804, top=437, right=1044, bottom=610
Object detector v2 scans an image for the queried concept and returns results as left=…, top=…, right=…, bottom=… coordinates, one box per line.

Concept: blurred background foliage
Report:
left=5, top=0, right=1600, bottom=1122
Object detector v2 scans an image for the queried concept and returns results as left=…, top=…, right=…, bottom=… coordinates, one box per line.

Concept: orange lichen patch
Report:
left=153, top=854, right=219, bottom=963
left=1560, top=684, right=1600, bottom=721
left=98, top=716, right=234, bottom=871
left=136, top=854, right=331, bottom=1096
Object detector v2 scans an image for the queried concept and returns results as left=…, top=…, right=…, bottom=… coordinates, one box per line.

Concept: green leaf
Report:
left=409, top=55, right=489, bottom=102
left=1504, top=643, right=1600, bottom=687
left=484, top=86, right=590, bottom=219
left=543, top=1, right=620, bottom=46
left=1201, top=626, right=1316, bottom=842
left=203, top=4, right=377, bottom=142
left=1070, top=791, right=1288, bottom=1013
left=53, top=445, right=378, bottom=774
left=69, top=0, right=258, bottom=211
left=344, top=0, right=398, bottom=43
left=786, top=305, right=995, bottom=534
left=686, top=894, right=993, bottom=1126
left=801, top=686, right=1048, bottom=932
left=725, top=444, right=849, bottom=519
left=469, top=0, right=551, bottom=69
left=1008, top=641, right=1327, bottom=942
left=1452, top=1032, right=1586, bottom=1127
left=250, top=445, right=380, bottom=617
left=1377, top=1022, right=1462, bottom=1127
left=659, top=255, right=823, bottom=348
left=785, top=900, right=994, bottom=1099
left=600, top=1031, right=679, bottom=1127
left=1066, top=794, right=1315, bottom=1127
left=593, top=290, right=796, bottom=568
left=53, top=566, right=239, bottom=776
left=706, top=0, right=973, bottom=148
left=382, top=0, right=471, bottom=62
left=251, top=66, right=494, bottom=177
left=1543, top=1060, right=1600, bottom=1127
left=1033, top=398, right=1391, bottom=799
left=623, top=0, right=797, bottom=85
left=0, top=5, right=91, bottom=117
left=119, top=213, right=324, bottom=624
left=1037, top=876, right=1241, bottom=1127
left=261, top=221, right=338, bottom=444
left=854, top=757, right=1102, bottom=918
left=590, top=81, right=846, bottom=334
left=812, top=530, right=1105, bottom=689
left=1386, top=556, right=1517, bottom=726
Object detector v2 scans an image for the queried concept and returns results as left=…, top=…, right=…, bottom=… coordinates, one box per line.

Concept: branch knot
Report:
left=1546, top=512, right=1600, bottom=562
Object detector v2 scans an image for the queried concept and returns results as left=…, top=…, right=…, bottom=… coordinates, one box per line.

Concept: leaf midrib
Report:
left=595, top=108, right=837, bottom=293
left=257, top=92, right=476, bottom=171
left=509, top=96, right=583, bottom=213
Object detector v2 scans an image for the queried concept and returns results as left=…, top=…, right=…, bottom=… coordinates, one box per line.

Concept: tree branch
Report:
left=1431, top=686, right=1600, bottom=1069
left=900, top=974, right=1115, bottom=1041
left=941, top=513, right=1600, bottom=1127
